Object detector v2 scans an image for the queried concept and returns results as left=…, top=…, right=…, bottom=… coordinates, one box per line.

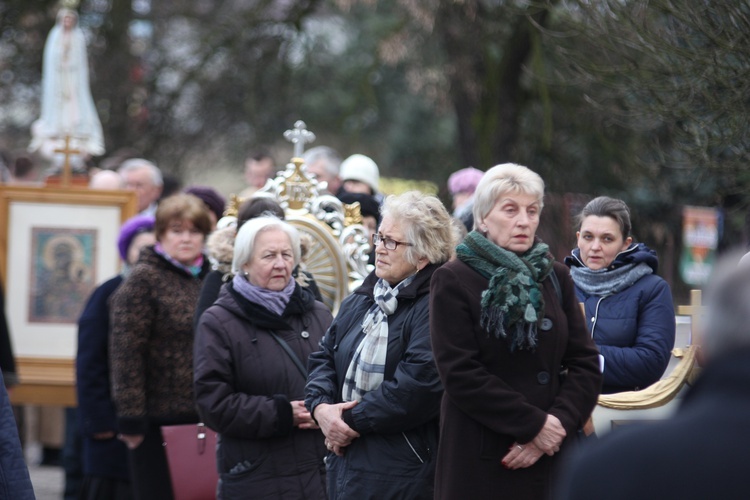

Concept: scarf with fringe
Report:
left=341, top=274, right=415, bottom=401
left=457, top=231, right=553, bottom=351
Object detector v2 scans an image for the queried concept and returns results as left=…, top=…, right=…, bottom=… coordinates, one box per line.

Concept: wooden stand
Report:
left=44, top=173, right=89, bottom=188
left=10, top=357, right=76, bottom=407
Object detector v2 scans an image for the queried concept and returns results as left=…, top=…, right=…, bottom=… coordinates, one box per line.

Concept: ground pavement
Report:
left=28, top=461, right=63, bottom=500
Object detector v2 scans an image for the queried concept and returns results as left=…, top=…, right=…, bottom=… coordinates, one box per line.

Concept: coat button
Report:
left=540, top=318, right=553, bottom=331
left=537, top=371, right=550, bottom=385
left=301, top=331, right=310, bottom=339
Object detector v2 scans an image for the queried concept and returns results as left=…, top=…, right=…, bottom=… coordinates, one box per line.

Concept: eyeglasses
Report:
left=372, top=233, right=413, bottom=251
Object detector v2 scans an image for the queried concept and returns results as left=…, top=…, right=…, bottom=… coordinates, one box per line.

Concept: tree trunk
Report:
left=435, top=2, right=554, bottom=168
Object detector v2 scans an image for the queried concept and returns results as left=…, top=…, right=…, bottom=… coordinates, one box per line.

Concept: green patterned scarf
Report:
left=457, top=230, right=554, bottom=351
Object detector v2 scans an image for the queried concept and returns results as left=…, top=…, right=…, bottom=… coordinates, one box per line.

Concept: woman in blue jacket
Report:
left=565, top=196, right=675, bottom=394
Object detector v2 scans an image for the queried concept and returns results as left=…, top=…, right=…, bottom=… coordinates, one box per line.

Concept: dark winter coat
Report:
left=305, top=264, right=443, bottom=500
left=556, top=348, right=750, bottom=500
left=430, top=259, right=601, bottom=500
left=110, top=246, right=210, bottom=434
left=76, top=274, right=129, bottom=480
left=0, top=283, right=18, bottom=387
left=565, top=243, right=675, bottom=393
left=0, top=371, right=34, bottom=499
left=194, top=282, right=333, bottom=500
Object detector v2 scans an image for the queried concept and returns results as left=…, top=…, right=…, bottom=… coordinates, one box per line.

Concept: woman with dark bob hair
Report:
left=565, top=196, right=675, bottom=394
left=429, top=164, right=602, bottom=499
left=110, top=193, right=212, bottom=499
left=305, top=191, right=457, bottom=499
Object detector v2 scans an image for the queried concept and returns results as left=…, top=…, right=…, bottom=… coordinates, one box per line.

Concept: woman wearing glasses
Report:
left=305, top=191, right=457, bottom=499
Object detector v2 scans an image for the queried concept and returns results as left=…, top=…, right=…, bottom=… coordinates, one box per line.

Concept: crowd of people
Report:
left=2, top=145, right=745, bottom=500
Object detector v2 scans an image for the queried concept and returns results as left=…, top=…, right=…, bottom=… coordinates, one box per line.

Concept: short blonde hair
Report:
left=472, top=163, right=545, bottom=229
left=232, top=216, right=300, bottom=274
left=381, top=191, right=457, bottom=266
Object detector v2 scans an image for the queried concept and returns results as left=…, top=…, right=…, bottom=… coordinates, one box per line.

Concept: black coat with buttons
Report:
left=430, top=259, right=602, bottom=500
left=194, top=281, right=332, bottom=499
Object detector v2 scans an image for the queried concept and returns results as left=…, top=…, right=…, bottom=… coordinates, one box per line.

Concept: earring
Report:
left=243, top=271, right=249, bottom=277
left=480, top=225, right=488, bottom=233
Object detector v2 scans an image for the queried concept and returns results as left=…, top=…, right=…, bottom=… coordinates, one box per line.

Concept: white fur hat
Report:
left=339, top=154, right=380, bottom=193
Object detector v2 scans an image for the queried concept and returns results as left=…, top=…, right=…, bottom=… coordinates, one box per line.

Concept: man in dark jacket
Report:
left=556, top=252, right=750, bottom=500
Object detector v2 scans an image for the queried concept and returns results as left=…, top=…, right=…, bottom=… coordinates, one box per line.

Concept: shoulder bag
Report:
left=161, top=422, right=219, bottom=500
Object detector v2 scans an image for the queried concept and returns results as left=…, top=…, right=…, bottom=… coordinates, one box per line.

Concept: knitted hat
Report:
left=337, top=191, right=381, bottom=226
left=117, top=214, right=155, bottom=261
left=448, top=167, right=484, bottom=195
left=185, top=185, right=227, bottom=221
left=339, top=154, right=380, bottom=194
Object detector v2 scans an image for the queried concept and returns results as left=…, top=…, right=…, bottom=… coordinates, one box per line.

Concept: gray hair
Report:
left=303, top=146, right=342, bottom=178
left=472, top=163, right=545, bottom=230
left=232, top=216, right=301, bottom=274
left=577, top=196, right=632, bottom=239
left=381, top=190, right=457, bottom=266
left=118, top=158, right=163, bottom=187
left=702, top=250, right=750, bottom=361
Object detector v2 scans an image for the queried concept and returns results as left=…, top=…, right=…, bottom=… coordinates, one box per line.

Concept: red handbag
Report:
left=161, top=423, right=219, bottom=500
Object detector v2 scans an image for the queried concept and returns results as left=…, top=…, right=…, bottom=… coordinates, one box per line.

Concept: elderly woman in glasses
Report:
left=305, top=191, right=457, bottom=499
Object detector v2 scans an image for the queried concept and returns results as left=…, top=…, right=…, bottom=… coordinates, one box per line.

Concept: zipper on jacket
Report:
left=402, top=432, right=424, bottom=464
left=590, top=296, right=606, bottom=339
left=591, top=296, right=607, bottom=373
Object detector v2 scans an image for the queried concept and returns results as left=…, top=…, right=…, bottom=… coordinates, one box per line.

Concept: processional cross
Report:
left=284, top=120, right=316, bottom=158
left=53, top=135, right=82, bottom=188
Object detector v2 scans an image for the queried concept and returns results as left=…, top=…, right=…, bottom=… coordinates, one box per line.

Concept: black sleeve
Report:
left=0, top=282, right=17, bottom=387
left=193, top=271, right=226, bottom=333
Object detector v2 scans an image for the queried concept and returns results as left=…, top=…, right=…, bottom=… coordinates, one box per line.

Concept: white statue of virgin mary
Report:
left=29, top=8, right=105, bottom=161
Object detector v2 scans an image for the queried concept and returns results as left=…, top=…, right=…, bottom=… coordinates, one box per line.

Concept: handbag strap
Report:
left=268, top=331, right=308, bottom=379
left=212, top=300, right=308, bottom=378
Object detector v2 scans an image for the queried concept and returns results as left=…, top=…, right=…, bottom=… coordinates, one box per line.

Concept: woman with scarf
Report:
left=564, top=196, right=675, bottom=394
left=305, top=191, right=456, bottom=499
left=110, top=194, right=212, bottom=500
left=429, top=164, right=602, bottom=500
left=194, top=216, right=332, bottom=499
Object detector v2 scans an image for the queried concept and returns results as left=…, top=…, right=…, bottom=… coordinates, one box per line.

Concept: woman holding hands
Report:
left=429, top=164, right=601, bottom=499
left=305, top=191, right=456, bottom=499
left=194, top=216, right=333, bottom=499
left=110, top=194, right=212, bottom=500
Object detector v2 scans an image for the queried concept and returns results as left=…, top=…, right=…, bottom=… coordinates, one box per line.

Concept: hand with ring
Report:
left=314, top=402, right=360, bottom=457
left=502, top=441, right=544, bottom=470
left=324, top=438, right=341, bottom=455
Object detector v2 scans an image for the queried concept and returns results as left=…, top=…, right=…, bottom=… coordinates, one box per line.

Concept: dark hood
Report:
left=565, top=242, right=659, bottom=274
